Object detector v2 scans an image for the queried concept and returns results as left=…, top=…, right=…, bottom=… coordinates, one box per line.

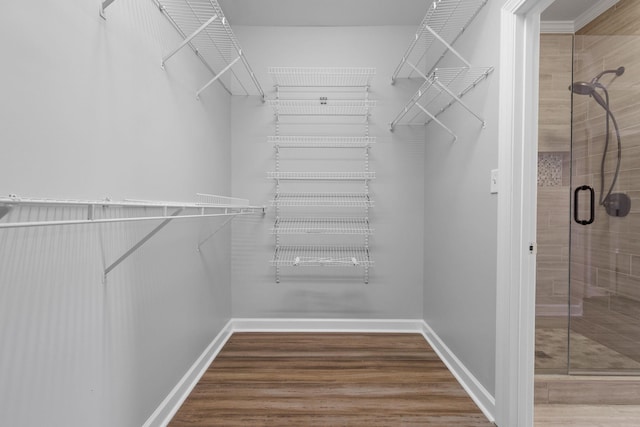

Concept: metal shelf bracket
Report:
left=103, top=208, right=184, bottom=281
left=99, top=0, right=117, bottom=19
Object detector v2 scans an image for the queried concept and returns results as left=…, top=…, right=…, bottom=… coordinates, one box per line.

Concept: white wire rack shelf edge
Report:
left=269, top=67, right=376, bottom=87
left=271, top=245, right=373, bottom=267
left=271, top=217, right=373, bottom=235
left=269, top=136, right=376, bottom=148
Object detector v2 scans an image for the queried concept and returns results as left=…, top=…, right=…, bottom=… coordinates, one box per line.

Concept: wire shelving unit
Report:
left=268, top=172, right=376, bottom=181
left=268, top=67, right=375, bottom=284
left=269, top=136, right=376, bottom=149
left=390, top=66, right=494, bottom=137
left=269, top=67, right=376, bottom=88
left=148, top=0, right=264, bottom=98
left=267, top=100, right=377, bottom=119
left=271, top=246, right=373, bottom=268
left=271, top=193, right=373, bottom=208
left=389, top=0, right=492, bottom=140
left=0, top=193, right=264, bottom=280
left=391, top=0, right=488, bottom=82
left=271, top=217, right=373, bottom=236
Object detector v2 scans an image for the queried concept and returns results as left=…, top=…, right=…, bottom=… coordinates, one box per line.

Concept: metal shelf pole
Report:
left=433, top=79, right=486, bottom=126
left=196, top=56, right=241, bottom=99
left=422, top=24, right=472, bottom=68
left=415, top=103, right=457, bottom=140
left=161, top=14, right=218, bottom=67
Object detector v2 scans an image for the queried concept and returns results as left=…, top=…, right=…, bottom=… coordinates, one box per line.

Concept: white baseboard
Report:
left=419, top=322, right=496, bottom=423
left=147, top=318, right=496, bottom=426
left=231, top=317, right=425, bottom=333
left=142, top=320, right=234, bottom=427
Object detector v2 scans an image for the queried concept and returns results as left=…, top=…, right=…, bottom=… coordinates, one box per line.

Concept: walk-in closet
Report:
left=6, top=1, right=630, bottom=426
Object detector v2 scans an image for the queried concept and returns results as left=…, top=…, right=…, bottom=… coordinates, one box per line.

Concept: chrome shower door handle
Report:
left=574, top=185, right=595, bottom=225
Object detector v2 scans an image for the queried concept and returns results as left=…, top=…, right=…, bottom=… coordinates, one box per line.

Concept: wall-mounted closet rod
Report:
left=161, top=14, right=218, bottom=67
left=99, top=0, right=117, bottom=19
left=196, top=55, right=241, bottom=99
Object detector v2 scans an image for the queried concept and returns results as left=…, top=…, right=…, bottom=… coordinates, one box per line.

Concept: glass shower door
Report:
left=569, top=34, right=640, bottom=374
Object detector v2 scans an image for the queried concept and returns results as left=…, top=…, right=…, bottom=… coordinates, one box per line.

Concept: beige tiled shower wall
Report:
left=570, top=0, right=640, bottom=302
left=536, top=34, right=572, bottom=310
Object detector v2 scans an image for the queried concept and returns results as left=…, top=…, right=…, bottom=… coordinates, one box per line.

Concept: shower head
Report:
left=591, top=66, right=625, bottom=84
left=570, top=81, right=595, bottom=96
left=570, top=66, right=625, bottom=96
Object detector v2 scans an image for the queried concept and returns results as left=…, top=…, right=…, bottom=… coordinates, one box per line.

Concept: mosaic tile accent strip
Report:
left=538, top=153, right=563, bottom=187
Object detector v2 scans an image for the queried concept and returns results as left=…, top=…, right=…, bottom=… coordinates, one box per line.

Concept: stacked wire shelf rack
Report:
left=389, top=0, right=493, bottom=139
left=268, top=67, right=376, bottom=284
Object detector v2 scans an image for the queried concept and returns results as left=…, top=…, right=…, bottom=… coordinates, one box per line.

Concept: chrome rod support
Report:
left=423, top=24, right=472, bottom=68
left=415, top=103, right=457, bottom=141
left=104, top=208, right=184, bottom=279
left=433, top=79, right=485, bottom=126
left=196, top=56, right=241, bottom=99
left=162, top=14, right=218, bottom=68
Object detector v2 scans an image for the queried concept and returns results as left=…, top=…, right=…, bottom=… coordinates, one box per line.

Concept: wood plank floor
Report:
left=535, top=404, right=640, bottom=427
left=170, top=333, right=493, bottom=426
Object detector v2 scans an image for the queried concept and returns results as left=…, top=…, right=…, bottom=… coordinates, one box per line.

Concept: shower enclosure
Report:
left=536, top=33, right=640, bottom=375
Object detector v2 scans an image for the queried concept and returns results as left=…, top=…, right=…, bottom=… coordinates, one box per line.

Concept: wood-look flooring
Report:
left=169, top=333, right=493, bottom=426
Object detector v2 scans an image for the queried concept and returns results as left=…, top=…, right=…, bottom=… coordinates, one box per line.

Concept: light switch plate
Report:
left=490, top=169, right=499, bottom=194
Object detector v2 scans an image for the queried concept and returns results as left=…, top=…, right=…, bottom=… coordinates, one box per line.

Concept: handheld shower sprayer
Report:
left=569, top=66, right=629, bottom=220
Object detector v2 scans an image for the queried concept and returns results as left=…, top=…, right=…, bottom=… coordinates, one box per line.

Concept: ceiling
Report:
left=218, top=0, right=615, bottom=27
left=541, top=0, right=600, bottom=21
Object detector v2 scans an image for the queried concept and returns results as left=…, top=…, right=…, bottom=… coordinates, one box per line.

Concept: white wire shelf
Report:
left=268, top=100, right=377, bottom=117
left=269, top=136, right=376, bottom=149
left=390, top=66, right=494, bottom=135
left=0, top=193, right=264, bottom=229
left=271, top=193, right=373, bottom=208
left=268, top=172, right=375, bottom=181
left=269, top=67, right=376, bottom=88
left=271, top=245, right=373, bottom=267
left=271, top=217, right=373, bottom=235
left=154, top=0, right=264, bottom=97
left=392, top=0, right=488, bottom=81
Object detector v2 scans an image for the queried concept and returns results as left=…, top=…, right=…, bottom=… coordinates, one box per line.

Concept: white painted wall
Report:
left=422, top=0, right=504, bottom=397
left=230, top=26, right=426, bottom=318
left=0, top=1, right=233, bottom=426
